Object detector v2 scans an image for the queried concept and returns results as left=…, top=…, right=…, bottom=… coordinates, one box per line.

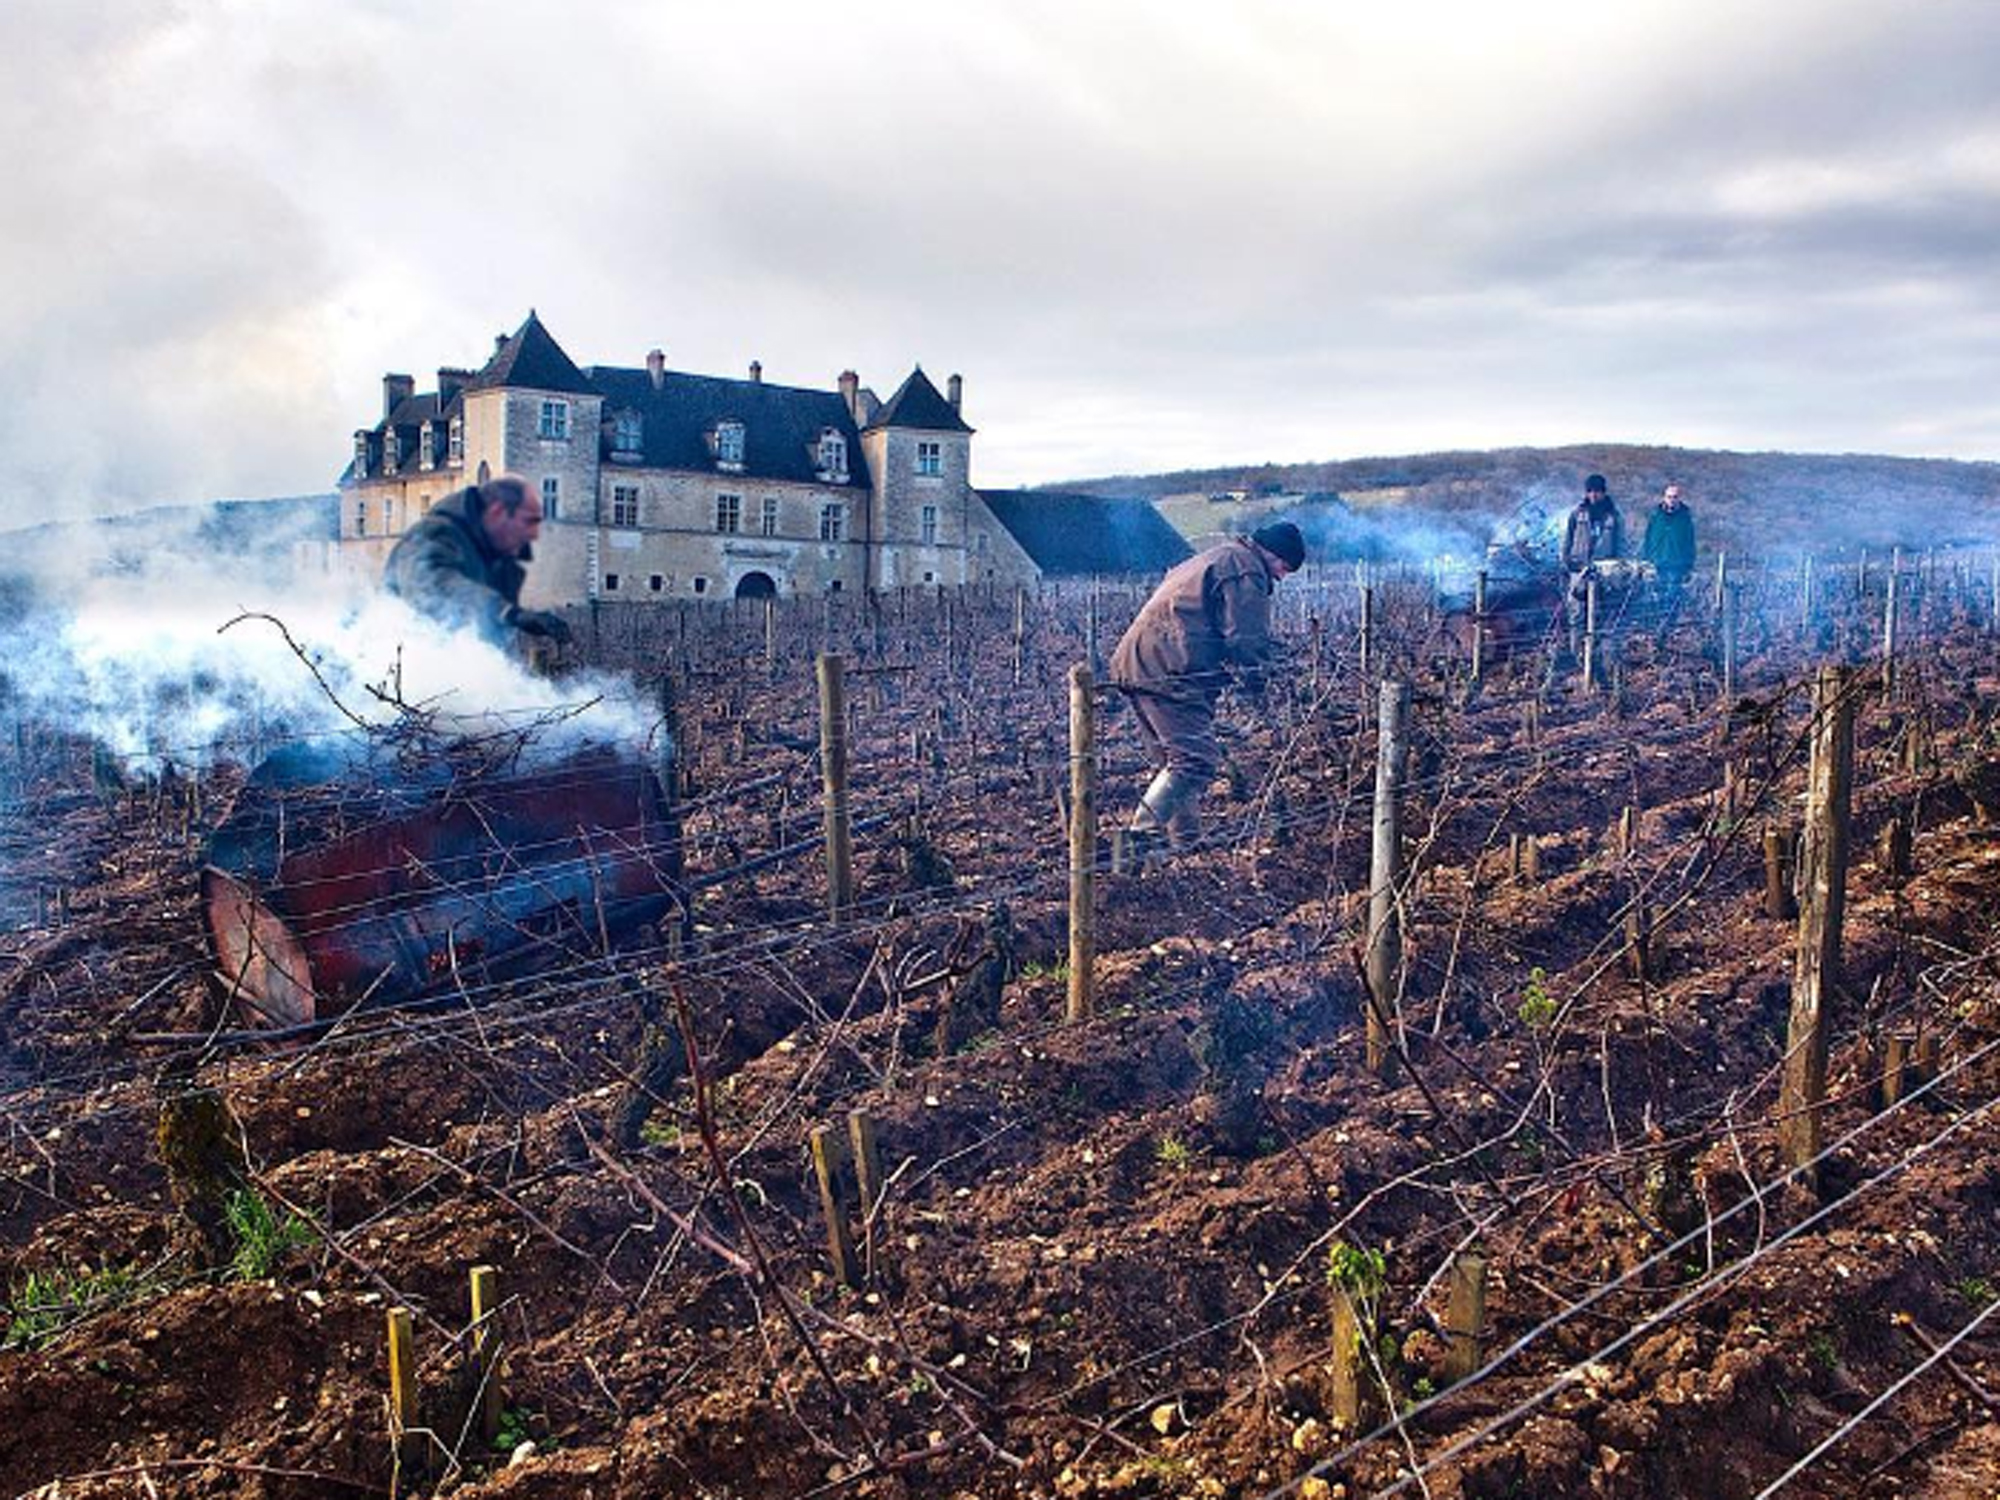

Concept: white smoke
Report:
left=0, top=501, right=654, bottom=775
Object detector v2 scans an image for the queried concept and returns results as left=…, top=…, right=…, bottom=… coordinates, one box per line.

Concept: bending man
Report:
left=1110, top=521, right=1304, bottom=854
left=384, top=473, right=572, bottom=645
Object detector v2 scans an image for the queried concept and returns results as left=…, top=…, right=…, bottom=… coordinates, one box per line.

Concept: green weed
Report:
left=639, top=1116, right=683, bottom=1149
left=1955, top=1276, right=1995, bottom=1305
left=1154, top=1134, right=1193, bottom=1169
left=4, top=1264, right=150, bottom=1350
left=1517, top=967, right=1556, bottom=1031
left=224, top=1188, right=315, bottom=1281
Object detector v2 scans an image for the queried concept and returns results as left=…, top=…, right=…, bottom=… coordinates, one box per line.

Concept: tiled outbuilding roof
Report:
left=977, top=490, right=1192, bottom=577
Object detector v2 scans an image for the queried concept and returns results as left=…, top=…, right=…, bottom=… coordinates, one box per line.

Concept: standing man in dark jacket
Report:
left=384, top=474, right=571, bottom=645
left=1110, top=521, right=1304, bottom=852
left=1640, top=482, right=1696, bottom=639
left=1562, top=474, right=1623, bottom=657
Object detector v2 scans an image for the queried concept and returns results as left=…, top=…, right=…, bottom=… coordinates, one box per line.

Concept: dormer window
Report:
left=352, top=433, right=369, bottom=479
left=447, top=416, right=464, bottom=464
left=383, top=427, right=401, bottom=474
left=418, top=421, right=436, bottom=471
left=611, top=410, right=644, bottom=459
left=713, top=420, right=746, bottom=470
left=538, top=399, right=570, bottom=440
left=816, top=430, right=848, bottom=481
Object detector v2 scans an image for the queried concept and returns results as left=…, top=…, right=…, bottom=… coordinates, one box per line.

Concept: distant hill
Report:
left=1046, top=444, right=2000, bottom=561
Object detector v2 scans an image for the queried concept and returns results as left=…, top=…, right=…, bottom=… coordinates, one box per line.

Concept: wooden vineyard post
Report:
left=1779, top=666, right=1854, bottom=1188
left=817, top=654, right=854, bottom=921
left=1877, top=813, right=1912, bottom=883
left=848, top=1110, right=886, bottom=1285
left=1617, top=804, right=1639, bottom=860
left=1365, top=680, right=1409, bottom=1081
left=1086, top=580, right=1102, bottom=672
left=1359, top=584, right=1375, bottom=681
left=1521, top=834, right=1540, bottom=884
left=1582, top=574, right=1599, bottom=692
left=1443, top=1252, right=1488, bottom=1382
left=386, top=1307, right=421, bottom=1487
left=763, top=597, right=777, bottom=678
left=1883, top=548, right=1901, bottom=699
left=1067, top=664, right=1098, bottom=1023
left=1720, top=583, right=1737, bottom=716
left=1625, top=896, right=1651, bottom=983
left=1714, top=549, right=1728, bottom=613
left=1470, top=569, right=1488, bottom=692
left=469, top=1265, right=503, bottom=1445
left=1763, top=825, right=1798, bottom=920
left=1328, top=1286, right=1369, bottom=1431
left=1990, top=552, right=1999, bottom=637
left=1013, top=585, right=1027, bottom=686
left=1881, top=1033, right=1911, bottom=1107
left=808, top=1123, right=862, bottom=1290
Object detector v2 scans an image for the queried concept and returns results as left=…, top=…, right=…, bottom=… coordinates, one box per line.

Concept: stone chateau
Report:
left=332, top=312, right=1186, bottom=605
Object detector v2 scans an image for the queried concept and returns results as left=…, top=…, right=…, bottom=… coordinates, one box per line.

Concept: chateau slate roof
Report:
left=866, top=368, right=972, bottom=433
left=466, top=310, right=598, bottom=397
left=977, top=490, right=1192, bottom=577
left=586, top=367, right=873, bottom=491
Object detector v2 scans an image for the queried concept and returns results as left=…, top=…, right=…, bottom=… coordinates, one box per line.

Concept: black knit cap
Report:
left=1251, top=520, right=1306, bottom=569
left=1584, top=473, right=1609, bottom=494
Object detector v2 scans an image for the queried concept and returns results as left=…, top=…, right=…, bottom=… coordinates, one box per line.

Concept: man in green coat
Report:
left=1640, top=483, right=1696, bottom=639
left=384, top=474, right=571, bottom=645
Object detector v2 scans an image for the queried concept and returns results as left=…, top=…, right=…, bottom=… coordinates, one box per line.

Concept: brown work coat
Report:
left=1110, top=539, right=1279, bottom=702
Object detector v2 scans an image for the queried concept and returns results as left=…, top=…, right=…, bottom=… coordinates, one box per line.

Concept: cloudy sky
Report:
left=4, top=0, right=1998, bottom=516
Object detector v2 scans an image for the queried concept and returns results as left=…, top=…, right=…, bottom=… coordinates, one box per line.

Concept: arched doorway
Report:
left=734, top=571, right=778, bottom=600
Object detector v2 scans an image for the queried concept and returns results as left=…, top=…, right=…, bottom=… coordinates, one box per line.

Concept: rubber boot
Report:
left=1130, top=768, right=1204, bottom=861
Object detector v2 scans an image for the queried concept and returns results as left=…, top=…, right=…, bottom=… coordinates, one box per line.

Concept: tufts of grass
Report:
left=4, top=1264, right=152, bottom=1350
left=225, top=1188, right=315, bottom=1282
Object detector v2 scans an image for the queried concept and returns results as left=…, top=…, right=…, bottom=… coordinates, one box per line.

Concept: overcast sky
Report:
left=4, top=0, right=1998, bottom=515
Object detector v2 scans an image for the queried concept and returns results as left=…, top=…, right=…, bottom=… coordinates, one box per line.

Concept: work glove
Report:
left=505, top=606, right=573, bottom=644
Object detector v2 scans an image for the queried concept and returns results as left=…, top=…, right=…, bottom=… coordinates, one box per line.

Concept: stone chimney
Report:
left=383, top=373, right=414, bottom=421
left=437, top=367, right=472, bottom=405
left=947, top=373, right=962, bottom=413
left=647, top=348, right=666, bottom=391
left=838, top=369, right=860, bottom=423
left=494, top=332, right=509, bottom=356
left=749, top=360, right=763, bottom=385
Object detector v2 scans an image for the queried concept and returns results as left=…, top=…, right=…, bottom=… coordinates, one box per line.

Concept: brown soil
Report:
left=1, top=574, right=1997, bottom=1500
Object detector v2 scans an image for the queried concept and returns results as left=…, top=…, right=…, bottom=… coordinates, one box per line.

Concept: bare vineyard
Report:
left=1, top=550, right=1998, bottom=1500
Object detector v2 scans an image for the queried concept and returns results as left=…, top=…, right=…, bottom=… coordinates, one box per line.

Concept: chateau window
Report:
left=692, top=575, right=710, bottom=596
left=383, top=428, right=401, bottom=474
left=418, top=422, right=435, bottom=471
left=612, top=410, right=643, bottom=457
left=604, top=572, right=621, bottom=592
left=760, top=496, right=780, bottom=537
left=975, top=531, right=988, bottom=554
left=353, top=434, right=369, bottom=479
left=817, top=430, right=848, bottom=479
left=819, top=503, right=845, bottom=542
left=419, top=493, right=433, bottom=515
left=538, top=399, right=570, bottom=440
left=353, top=499, right=368, bottom=535
left=921, top=504, right=938, bottom=544
left=714, top=420, right=745, bottom=468
left=915, top=440, right=942, bottom=477
left=384, top=497, right=399, bottom=532
left=715, top=493, right=742, bottom=534
left=649, top=574, right=665, bottom=594
left=447, top=416, right=464, bottom=464
left=611, top=484, right=640, bottom=529
left=541, top=476, right=560, bottom=520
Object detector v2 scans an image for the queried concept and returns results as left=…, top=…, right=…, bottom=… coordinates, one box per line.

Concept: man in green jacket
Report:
left=384, top=475, right=572, bottom=645
left=1640, top=483, right=1696, bottom=639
